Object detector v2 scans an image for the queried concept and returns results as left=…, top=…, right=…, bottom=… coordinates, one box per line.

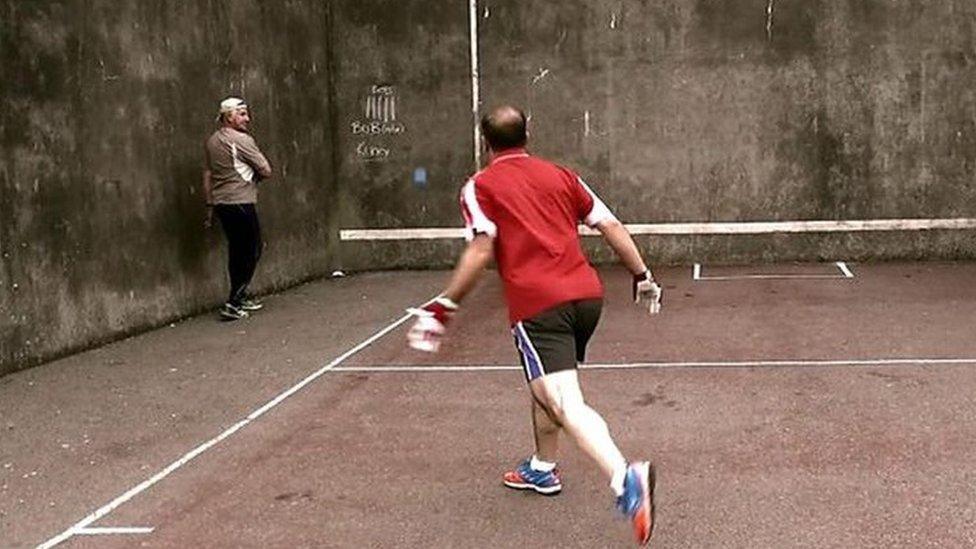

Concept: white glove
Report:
left=633, top=270, right=663, bottom=315
left=406, top=297, right=458, bottom=353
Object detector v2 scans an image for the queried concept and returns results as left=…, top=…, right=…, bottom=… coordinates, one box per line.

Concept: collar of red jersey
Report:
left=489, top=148, right=530, bottom=164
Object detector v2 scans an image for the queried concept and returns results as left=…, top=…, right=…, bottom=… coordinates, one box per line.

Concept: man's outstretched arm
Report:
left=594, top=219, right=663, bottom=314
left=407, top=234, right=493, bottom=352
left=594, top=219, right=647, bottom=276
left=442, top=234, right=494, bottom=303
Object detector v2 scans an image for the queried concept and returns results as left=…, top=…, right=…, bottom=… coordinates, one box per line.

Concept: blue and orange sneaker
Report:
left=502, top=458, right=562, bottom=495
left=615, top=461, right=656, bottom=545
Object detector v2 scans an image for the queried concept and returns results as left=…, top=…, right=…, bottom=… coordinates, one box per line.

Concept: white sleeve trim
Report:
left=461, top=180, right=497, bottom=241
left=231, top=143, right=255, bottom=183
left=578, top=177, right=617, bottom=227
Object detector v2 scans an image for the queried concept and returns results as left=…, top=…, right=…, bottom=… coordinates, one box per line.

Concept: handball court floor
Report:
left=2, top=262, right=976, bottom=548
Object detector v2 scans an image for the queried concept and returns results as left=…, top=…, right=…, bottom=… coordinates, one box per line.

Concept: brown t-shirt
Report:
left=204, top=127, right=271, bottom=204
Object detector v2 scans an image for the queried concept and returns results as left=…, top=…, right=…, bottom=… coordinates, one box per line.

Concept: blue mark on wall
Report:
left=413, top=167, right=428, bottom=188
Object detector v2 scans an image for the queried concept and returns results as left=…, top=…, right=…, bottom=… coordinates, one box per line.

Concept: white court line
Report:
left=340, top=364, right=521, bottom=372
left=37, top=304, right=427, bottom=549
left=335, top=357, right=976, bottom=372
left=339, top=218, right=976, bottom=241
left=698, top=274, right=847, bottom=281
left=75, top=527, right=154, bottom=535
left=693, top=262, right=852, bottom=281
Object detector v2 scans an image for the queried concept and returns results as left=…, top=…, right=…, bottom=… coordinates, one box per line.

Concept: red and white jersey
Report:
left=460, top=148, right=617, bottom=323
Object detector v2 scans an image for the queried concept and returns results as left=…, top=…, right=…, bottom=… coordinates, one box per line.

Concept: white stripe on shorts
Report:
left=514, top=322, right=546, bottom=381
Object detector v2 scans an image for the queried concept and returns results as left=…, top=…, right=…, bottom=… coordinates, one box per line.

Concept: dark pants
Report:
left=214, top=203, right=262, bottom=306
left=512, top=299, right=603, bottom=383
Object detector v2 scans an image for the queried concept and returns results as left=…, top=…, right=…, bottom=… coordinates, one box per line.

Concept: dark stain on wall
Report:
left=691, top=0, right=767, bottom=54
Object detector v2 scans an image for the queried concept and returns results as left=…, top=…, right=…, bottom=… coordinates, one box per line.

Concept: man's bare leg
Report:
left=531, top=395, right=561, bottom=463
left=529, top=370, right=627, bottom=481
left=503, top=395, right=564, bottom=495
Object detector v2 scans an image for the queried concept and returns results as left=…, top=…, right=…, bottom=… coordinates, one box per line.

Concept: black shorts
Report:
left=511, top=299, right=602, bottom=383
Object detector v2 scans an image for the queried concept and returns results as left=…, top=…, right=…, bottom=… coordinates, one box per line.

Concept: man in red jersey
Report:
left=407, top=105, right=662, bottom=545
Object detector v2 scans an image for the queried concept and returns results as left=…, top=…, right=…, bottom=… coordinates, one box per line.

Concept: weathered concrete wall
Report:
left=0, top=0, right=339, bottom=375
left=4, top=0, right=976, bottom=374
left=341, top=0, right=976, bottom=269
left=478, top=0, right=976, bottom=222
left=328, top=0, right=474, bottom=264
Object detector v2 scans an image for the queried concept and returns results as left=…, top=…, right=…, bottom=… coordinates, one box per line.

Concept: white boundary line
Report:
left=468, top=0, right=481, bottom=170
left=339, top=218, right=976, bottom=241
left=37, top=307, right=424, bottom=549
left=334, top=357, right=976, bottom=372
left=75, top=527, right=154, bottom=536
left=341, top=364, right=521, bottom=372
left=693, top=261, right=855, bottom=281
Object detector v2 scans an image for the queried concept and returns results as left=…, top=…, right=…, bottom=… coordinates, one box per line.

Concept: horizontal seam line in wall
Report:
left=339, top=218, right=976, bottom=240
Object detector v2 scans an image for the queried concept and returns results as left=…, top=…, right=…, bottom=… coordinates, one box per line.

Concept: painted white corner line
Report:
left=75, top=527, right=155, bottom=536
left=694, top=261, right=852, bottom=281
left=699, top=274, right=848, bottom=281
left=468, top=0, right=481, bottom=170
left=37, top=303, right=429, bottom=549
left=836, top=261, right=855, bottom=278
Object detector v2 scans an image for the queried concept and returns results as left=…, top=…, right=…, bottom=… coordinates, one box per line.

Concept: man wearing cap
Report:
left=203, top=97, right=272, bottom=320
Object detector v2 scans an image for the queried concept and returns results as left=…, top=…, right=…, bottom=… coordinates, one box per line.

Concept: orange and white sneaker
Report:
left=615, top=461, right=656, bottom=545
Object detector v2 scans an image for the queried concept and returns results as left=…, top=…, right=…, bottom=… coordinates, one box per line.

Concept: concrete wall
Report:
left=3, top=0, right=976, bottom=374
left=0, top=0, right=339, bottom=374
left=480, top=0, right=976, bottom=222
left=328, top=0, right=476, bottom=270
left=342, top=0, right=976, bottom=269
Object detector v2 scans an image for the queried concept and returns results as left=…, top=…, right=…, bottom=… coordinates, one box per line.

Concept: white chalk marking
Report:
left=335, top=357, right=976, bottom=373
left=584, top=110, right=591, bottom=137
left=37, top=307, right=424, bottom=549
left=693, top=261, right=854, bottom=281
left=531, top=68, right=550, bottom=84
left=469, top=0, right=482, bottom=170
left=75, top=527, right=154, bottom=536
left=339, top=218, right=976, bottom=241
left=697, top=274, right=846, bottom=280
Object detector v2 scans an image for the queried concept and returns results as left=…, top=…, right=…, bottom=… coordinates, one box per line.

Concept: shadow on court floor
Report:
left=2, top=262, right=976, bottom=548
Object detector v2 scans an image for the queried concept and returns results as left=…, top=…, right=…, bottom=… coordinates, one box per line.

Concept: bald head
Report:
left=481, top=105, right=528, bottom=151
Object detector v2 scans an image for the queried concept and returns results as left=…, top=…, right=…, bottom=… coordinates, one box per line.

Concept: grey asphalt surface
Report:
left=2, top=263, right=976, bottom=548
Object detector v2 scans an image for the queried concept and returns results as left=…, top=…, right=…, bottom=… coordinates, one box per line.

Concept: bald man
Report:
left=406, top=106, right=663, bottom=545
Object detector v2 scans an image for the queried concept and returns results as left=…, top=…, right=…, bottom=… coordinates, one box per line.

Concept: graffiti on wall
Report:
left=351, top=85, right=405, bottom=162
